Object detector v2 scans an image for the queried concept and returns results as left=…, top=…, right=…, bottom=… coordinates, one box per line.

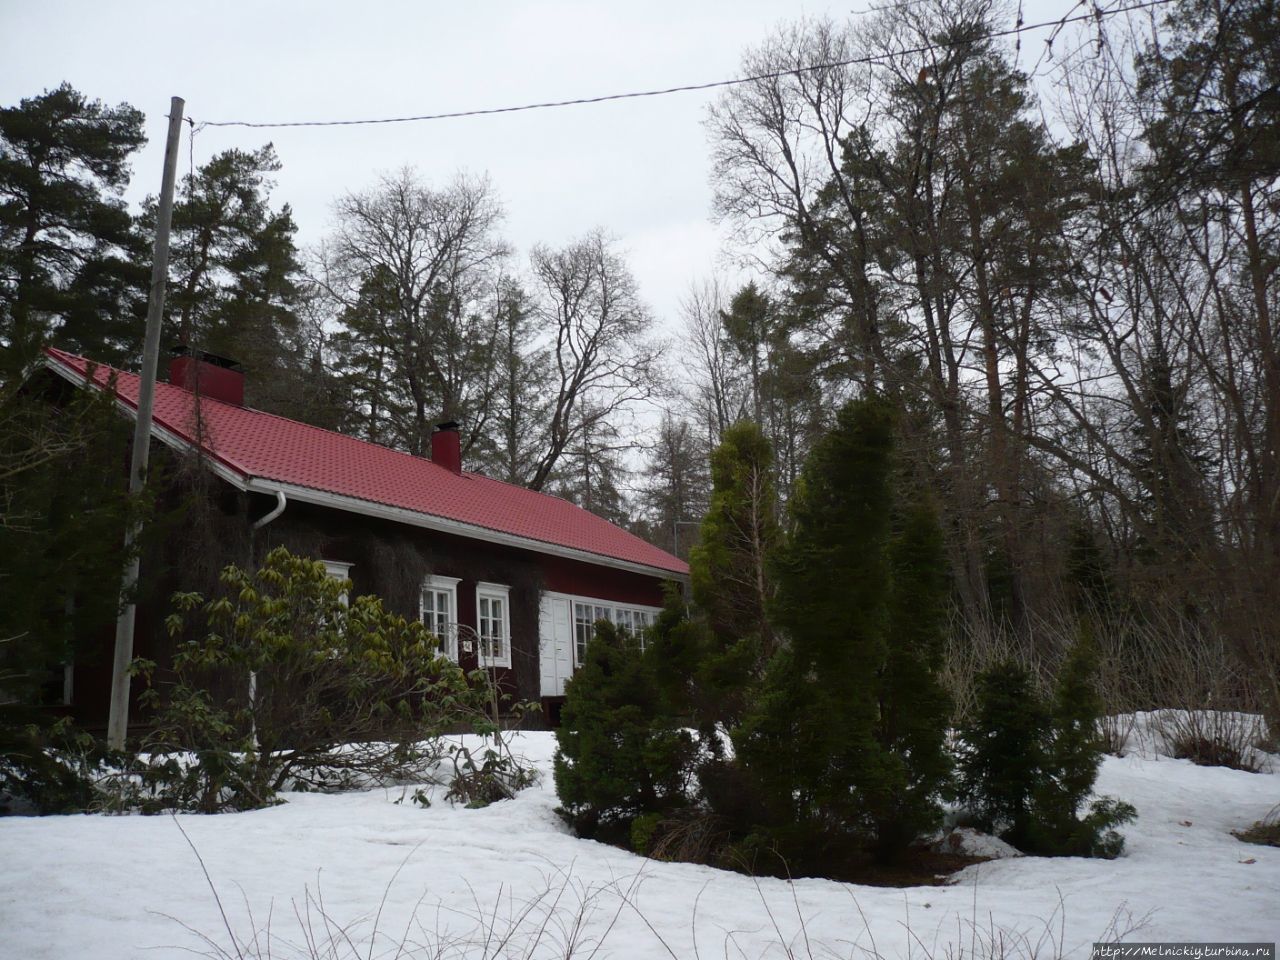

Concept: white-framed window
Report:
left=322, top=560, right=352, bottom=606
left=419, top=575, right=461, bottom=659
left=615, top=608, right=635, bottom=634
left=476, top=582, right=512, bottom=668
left=568, top=595, right=662, bottom=663
left=573, top=602, right=596, bottom=665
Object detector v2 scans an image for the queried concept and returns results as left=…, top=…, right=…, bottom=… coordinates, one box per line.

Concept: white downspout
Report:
left=252, top=489, right=288, bottom=532
left=248, top=489, right=287, bottom=749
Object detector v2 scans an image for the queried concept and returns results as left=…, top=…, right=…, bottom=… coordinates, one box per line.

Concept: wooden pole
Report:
left=107, top=97, right=185, bottom=751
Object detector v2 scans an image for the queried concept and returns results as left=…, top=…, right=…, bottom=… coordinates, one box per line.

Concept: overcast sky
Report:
left=0, top=1, right=846, bottom=328
left=3, top=0, right=1071, bottom=333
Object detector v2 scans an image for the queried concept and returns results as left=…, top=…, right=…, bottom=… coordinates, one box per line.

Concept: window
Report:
left=573, top=602, right=596, bottom=664
left=322, top=560, right=352, bottom=606
left=419, top=575, right=461, bottom=659
left=569, top=595, right=662, bottom=663
left=613, top=606, right=655, bottom=650
left=476, top=582, right=512, bottom=668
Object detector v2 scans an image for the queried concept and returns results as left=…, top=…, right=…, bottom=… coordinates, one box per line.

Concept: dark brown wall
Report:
left=72, top=478, right=679, bottom=729
left=258, top=498, right=546, bottom=705
left=541, top=554, right=668, bottom=607
left=255, top=498, right=677, bottom=705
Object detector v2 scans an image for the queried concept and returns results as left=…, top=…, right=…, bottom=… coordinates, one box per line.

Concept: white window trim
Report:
left=419, top=575, right=461, bottom=659
left=543, top=590, right=663, bottom=667
left=475, top=581, right=513, bottom=669
left=322, top=560, right=353, bottom=606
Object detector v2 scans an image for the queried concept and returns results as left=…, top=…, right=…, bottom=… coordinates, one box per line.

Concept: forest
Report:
left=2, top=0, right=1278, bottom=740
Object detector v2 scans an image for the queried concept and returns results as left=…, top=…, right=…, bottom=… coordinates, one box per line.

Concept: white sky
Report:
left=2, top=0, right=1070, bottom=333
left=0, top=1, right=838, bottom=330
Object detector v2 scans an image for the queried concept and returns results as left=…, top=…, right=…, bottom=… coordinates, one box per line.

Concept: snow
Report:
left=2, top=732, right=1278, bottom=959
left=934, top=827, right=1023, bottom=860
left=1120, top=711, right=1275, bottom=773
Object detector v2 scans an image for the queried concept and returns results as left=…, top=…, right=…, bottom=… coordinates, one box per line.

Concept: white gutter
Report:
left=244, top=477, right=688, bottom=582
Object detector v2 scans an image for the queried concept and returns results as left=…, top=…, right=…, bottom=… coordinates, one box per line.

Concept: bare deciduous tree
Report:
left=317, top=169, right=510, bottom=456
left=525, top=230, right=664, bottom=492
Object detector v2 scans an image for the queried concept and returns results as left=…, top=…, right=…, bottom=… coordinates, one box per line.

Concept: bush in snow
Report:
left=1233, top=802, right=1280, bottom=847
left=1155, top=709, right=1270, bottom=772
left=734, top=399, right=953, bottom=868
left=957, top=661, right=1047, bottom=847
left=553, top=618, right=700, bottom=849
left=137, top=547, right=492, bottom=813
left=959, top=638, right=1135, bottom=858
left=0, top=716, right=125, bottom=815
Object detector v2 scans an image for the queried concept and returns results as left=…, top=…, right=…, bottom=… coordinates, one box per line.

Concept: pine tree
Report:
left=549, top=406, right=634, bottom=528
left=635, top=413, right=710, bottom=560
left=330, top=266, right=403, bottom=445
left=158, top=145, right=318, bottom=419
left=483, top=278, right=548, bottom=484
left=0, top=84, right=147, bottom=378
left=720, top=283, right=774, bottom=425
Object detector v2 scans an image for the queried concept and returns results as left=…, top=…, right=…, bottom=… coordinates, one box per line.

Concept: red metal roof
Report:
left=45, top=349, right=688, bottom=578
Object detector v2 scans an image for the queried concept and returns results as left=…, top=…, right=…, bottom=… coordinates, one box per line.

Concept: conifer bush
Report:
left=874, top=502, right=955, bottom=858
left=958, top=640, right=1135, bottom=858
left=686, top=421, right=780, bottom=733
left=0, top=716, right=123, bottom=815
left=957, top=661, right=1048, bottom=848
left=733, top=400, right=953, bottom=868
left=553, top=620, right=699, bottom=847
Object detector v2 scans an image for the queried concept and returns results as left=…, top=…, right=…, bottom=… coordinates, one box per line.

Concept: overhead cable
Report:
left=195, top=0, right=1174, bottom=130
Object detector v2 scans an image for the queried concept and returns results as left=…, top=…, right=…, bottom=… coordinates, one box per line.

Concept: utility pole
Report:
left=107, top=97, right=185, bottom=751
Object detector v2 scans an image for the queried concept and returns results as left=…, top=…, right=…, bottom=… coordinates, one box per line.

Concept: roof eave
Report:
left=246, top=478, right=689, bottom=582
left=44, top=353, right=690, bottom=583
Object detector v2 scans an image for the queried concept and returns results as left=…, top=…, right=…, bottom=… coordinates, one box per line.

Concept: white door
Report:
left=538, top=595, right=574, bottom=697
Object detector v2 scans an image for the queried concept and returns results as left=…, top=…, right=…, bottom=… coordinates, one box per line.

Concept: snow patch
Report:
left=3, top=730, right=1279, bottom=959
left=935, top=826, right=1022, bottom=860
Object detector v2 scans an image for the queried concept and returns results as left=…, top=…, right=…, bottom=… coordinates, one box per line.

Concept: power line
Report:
left=195, top=0, right=1174, bottom=130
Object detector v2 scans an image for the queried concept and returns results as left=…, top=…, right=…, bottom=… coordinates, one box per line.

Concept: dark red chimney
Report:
left=168, top=346, right=245, bottom=406
left=431, top=420, right=462, bottom=475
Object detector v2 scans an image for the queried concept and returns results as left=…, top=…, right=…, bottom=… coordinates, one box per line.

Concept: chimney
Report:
left=431, top=420, right=462, bottom=475
left=168, top=346, right=245, bottom=406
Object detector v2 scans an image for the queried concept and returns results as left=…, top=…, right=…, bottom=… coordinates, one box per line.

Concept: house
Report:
left=40, top=346, right=688, bottom=727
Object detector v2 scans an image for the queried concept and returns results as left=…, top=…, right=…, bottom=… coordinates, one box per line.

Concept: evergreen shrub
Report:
left=0, top=716, right=123, bottom=815
left=732, top=400, right=953, bottom=868
left=553, top=619, right=700, bottom=847
left=958, top=639, right=1136, bottom=857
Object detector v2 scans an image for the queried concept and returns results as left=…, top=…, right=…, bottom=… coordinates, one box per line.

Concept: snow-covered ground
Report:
left=2, top=731, right=1277, bottom=959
